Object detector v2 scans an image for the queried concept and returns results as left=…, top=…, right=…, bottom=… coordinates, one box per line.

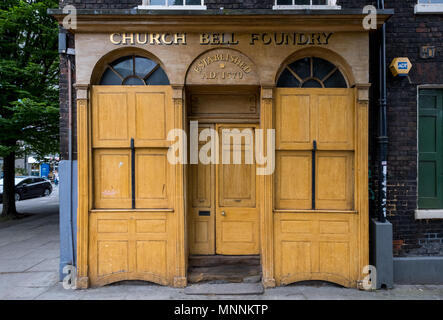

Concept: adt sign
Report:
left=398, top=62, right=408, bottom=70
left=389, top=57, right=412, bottom=77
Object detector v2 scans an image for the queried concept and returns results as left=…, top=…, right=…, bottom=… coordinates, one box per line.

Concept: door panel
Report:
left=316, top=92, right=354, bottom=150
left=93, top=91, right=132, bottom=148
left=93, top=149, right=132, bottom=209
left=276, top=93, right=313, bottom=150
left=275, top=151, right=312, bottom=210
left=92, top=86, right=173, bottom=149
left=188, top=125, right=215, bottom=255
left=135, top=149, right=173, bottom=209
left=216, top=125, right=259, bottom=255
left=316, top=151, right=354, bottom=210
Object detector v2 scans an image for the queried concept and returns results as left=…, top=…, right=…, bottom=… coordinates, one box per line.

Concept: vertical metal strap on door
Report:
left=131, top=138, right=136, bottom=209
left=312, top=140, right=317, bottom=210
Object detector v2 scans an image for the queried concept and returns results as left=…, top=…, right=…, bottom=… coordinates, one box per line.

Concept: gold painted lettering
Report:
left=323, top=32, right=333, bottom=45
left=262, top=33, right=272, bottom=45
left=150, top=34, right=161, bottom=45
left=161, top=33, right=174, bottom=45
left=136, top=33, right=148, bottom=45
left=298, top=33, right=309, bottom=45
left=122, top=33, right=134, bottom=45
left=110, top=33, right=121, bottom=45
left=174, top=33, right=187, bottom=45
left=250, top=33, right=260, bottom=45
left=212, top=33, right=220, bottom=45
left=200, top=33, right=210, bottom=45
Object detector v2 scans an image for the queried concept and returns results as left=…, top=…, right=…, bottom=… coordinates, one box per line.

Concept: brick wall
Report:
left=383, top=0, right=443, bottom=256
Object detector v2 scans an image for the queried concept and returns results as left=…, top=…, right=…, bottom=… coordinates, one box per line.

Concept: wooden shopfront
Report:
left=52, top=10, right=390, bottom=289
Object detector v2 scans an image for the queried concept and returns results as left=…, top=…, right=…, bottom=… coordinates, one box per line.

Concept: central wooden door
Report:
left=188, top=124, right=259, bottom=255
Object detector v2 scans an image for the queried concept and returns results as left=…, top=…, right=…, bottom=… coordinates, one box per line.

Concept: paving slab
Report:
left=0, top=257, right=47, bottom=273
left=27, top=257, right=60, bottom=272
left=184, top=283, right=264, bottom=295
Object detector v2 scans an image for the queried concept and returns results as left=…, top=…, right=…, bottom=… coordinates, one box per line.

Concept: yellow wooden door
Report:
left=274, top=88, right=364, bottom=288
left=89, top=86, right=177, bottom=287
left=215, top=124, right=259, bottom=255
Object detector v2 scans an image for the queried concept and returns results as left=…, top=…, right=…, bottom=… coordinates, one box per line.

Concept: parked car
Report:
left=0, top=176, right=52, bottom=203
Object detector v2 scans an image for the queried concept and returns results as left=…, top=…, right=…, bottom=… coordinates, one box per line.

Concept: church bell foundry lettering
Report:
left=109, top=32, right=334, bottom=46
left=110, top=33, right=187, bottom=45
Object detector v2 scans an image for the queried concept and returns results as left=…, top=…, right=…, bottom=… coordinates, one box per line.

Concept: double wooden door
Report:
left=189, top=124, right=259, bottom=255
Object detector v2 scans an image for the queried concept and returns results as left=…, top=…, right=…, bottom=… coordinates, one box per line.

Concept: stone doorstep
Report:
left=187, top=264, right=261, bottom=284
left=184, top=283, right=264, bottom=296
left=188, top=255, right=261, bottom=267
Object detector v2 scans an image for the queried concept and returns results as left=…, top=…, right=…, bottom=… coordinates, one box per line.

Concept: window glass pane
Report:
left=312, top=0, right=328, bottom=4
left=123, top=77, right=145, bottom=85
left=112, top=57, right=134, bottom=79
left=100, top=68, right=122, bottom=85
left=294, top=0, right=310, bottom=4
left=277, top=68, right=300, bottom=87
left=134, top=57, right=157, bottom=79
left=150, top=0, right=166, bottom=5
left=323, top=70, right=347, bottom=88
left=313, top=57, right=335, bottom=81
left=100, top=56, right=170, bottom=85
left=277, top=0, right=293, bottom=5
left=146, top=68, right=170, bottom=85
left=186, top=0, right=202, bottom=5
left=170, top=0, right=184, bottom=5
left=289, top=58, right=310, bottom=80
left=302, top=79, right=322, bottom=88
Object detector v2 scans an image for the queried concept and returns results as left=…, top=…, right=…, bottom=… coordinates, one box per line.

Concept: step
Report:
left=184, top=283, right=264, bottom=295
left=188, top=255, right=261, bottom=267
left=188, top=264, right=261, bottom=283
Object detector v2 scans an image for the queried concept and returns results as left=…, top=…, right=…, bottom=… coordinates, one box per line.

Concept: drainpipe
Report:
left=377, top=0, right=388, bottom=223
left=68, top=53, right=76, bottom=266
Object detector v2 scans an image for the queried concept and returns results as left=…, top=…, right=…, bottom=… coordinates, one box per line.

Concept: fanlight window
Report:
left=277, top=57, right=348, bottom=88
left=100, top=55, right=170, bottom=86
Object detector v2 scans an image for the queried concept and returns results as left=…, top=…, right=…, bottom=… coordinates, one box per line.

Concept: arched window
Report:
left=277, top=57, right=347, bottom=88
left=100, top=55, right=170, bottom=85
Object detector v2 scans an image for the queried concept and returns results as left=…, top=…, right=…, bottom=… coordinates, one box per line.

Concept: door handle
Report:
left=221, top=211, right=226, bottom=216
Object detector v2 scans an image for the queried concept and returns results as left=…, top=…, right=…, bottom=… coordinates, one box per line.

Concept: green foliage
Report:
left=0, top=0, right=59, bottom=157
left=0, top=0, right=59, bottom=216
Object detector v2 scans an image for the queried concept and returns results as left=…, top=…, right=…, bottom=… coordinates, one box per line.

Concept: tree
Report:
left=0, top=0, right=59, bottom=218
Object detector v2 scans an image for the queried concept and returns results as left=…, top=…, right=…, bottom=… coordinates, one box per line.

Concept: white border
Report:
left=414, top=4, right=443, bottom=14
left=138, top=0, right=207, bottom=10
left=138, top=5, right=207, bottom=10
left=273, top=5, right=341, bottom=10
left=415, top=209, right=443, bottom=219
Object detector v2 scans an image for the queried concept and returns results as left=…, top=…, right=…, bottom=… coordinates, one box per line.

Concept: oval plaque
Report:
left=186, top=49, right=259, bottom=85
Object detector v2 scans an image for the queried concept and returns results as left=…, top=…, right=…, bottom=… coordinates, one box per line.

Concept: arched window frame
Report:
left=99, top=55, right=170, bottom=86
left=277, top=57, right=348, bottom=88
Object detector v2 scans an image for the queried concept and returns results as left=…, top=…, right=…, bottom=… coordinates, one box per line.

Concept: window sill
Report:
left=414, top=4, right=443, bottom=14
left=415, top=209, right=443, bottom=220
left=138, top=5, right=207, bottom=10
left=272, top=5, right=341, bottom=10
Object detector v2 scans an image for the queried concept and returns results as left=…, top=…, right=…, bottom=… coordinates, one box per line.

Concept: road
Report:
left=0, top=184, right=59, bottom=216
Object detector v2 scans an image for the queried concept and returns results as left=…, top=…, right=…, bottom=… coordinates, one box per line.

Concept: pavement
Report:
left=0, top=187, right=443, bottom=300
